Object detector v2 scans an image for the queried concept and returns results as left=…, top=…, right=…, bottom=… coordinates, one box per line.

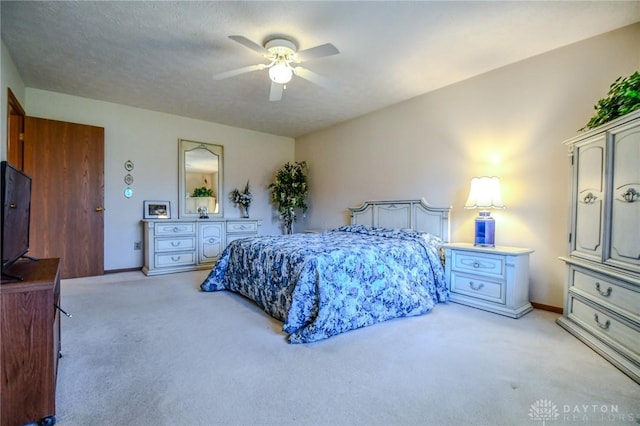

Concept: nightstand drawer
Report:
left=450, top=271, right=505, bottom=304
left=451, top=250, right=505, bottom=279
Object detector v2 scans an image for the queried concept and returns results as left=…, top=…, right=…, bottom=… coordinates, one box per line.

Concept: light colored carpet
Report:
left=55, top=270, right=639, bottom=426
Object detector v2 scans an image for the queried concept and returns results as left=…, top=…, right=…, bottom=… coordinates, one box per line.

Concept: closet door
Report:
left=24, top=117, right=105, bottom=279
left=607, top=121, right=640, bottom=273
left=571, top=134, right=606, bottom=262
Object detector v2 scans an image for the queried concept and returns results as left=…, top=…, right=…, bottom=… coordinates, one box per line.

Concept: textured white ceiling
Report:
left=2, top=1, right=639, bottom=138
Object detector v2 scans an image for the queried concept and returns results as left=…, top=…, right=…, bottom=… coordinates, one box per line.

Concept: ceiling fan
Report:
left=213, top=35, right=340, bottom=101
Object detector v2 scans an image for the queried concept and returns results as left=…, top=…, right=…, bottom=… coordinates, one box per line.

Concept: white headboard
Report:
left=349, top=199, right=451, bottom=242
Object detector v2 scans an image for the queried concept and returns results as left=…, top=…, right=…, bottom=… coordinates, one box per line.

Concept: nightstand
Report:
left=442, top=243, right=534, bottom=318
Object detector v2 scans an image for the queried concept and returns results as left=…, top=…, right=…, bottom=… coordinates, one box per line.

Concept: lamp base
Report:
left=474, top=211, right=495, bottom=247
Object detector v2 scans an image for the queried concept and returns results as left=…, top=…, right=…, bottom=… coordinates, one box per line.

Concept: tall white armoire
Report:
left=557, top=109, right=640, bottom=383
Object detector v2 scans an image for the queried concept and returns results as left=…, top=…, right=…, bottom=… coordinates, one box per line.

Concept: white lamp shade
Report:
left=269, top=63, right=293, bottom=84
left=464, top=176, right=505, bottom=209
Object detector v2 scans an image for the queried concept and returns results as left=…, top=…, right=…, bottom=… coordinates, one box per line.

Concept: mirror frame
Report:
left=178, top=139, right=224, bottom=218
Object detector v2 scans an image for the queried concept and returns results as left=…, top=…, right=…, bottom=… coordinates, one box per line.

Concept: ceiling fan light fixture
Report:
left=219, top=35, right=339, bottom=100
left=269, top=63, right=293, bottom=84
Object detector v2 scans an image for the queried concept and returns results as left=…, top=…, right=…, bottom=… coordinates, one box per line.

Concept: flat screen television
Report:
left=1, top=161, right=33, bottom=281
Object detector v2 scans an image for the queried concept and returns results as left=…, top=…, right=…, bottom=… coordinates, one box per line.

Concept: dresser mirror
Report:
left=178, top=139, right=224, bottom=218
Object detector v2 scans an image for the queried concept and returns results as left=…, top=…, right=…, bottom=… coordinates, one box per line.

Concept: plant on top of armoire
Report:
left=269, top=161, right=308, bottom=234
left=581, top=71, right=640, bottom=131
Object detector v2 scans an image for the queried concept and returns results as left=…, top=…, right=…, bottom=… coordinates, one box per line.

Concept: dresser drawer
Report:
left=568, top=297, right=640, bottom=357
left=226, top=221, right=258, bottom=233
left=570, top=268, right=640, bottom=318
left=155, top=237, right=196, bottom=252
left=155, top=251, right=196, bottom=268
left=450, top=271, right=505, bottom=304
left=451, top=250, right=505, bottom=279
left=154, top=222, right=195, bottom=235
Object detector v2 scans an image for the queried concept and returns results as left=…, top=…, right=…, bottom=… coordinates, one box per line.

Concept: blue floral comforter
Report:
left=200, top=225, right=448, bottom=343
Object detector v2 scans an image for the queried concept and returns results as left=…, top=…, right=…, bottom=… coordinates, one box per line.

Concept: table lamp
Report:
left=464, top=176, right=504, bottom=247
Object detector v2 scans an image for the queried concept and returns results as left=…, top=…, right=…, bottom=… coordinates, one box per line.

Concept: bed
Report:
left=200, top=199, right=451, bottom=343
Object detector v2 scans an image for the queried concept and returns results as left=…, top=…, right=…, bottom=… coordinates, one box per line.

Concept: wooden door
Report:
left=6, top=89, right=25, bottom=170
left=23, top=117, right=105, bottom=278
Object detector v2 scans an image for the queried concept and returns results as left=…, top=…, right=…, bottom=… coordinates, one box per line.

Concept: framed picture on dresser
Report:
left=143, top=200, right=171, bottom=219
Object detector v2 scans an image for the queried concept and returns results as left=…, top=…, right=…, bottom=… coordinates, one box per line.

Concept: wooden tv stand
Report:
left=1, top=258, right=61, bottom=426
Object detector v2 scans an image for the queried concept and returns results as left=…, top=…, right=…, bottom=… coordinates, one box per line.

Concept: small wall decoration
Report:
left=124, top=161, right=135, bottom=198
left=143, top=200, right=171, bottom=219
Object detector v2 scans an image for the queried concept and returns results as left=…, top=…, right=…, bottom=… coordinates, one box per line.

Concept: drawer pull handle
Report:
left=583, top=192, right=597, bottom=204
left=171, top=256, right=180, bottom=262
left=472, top=262, right=480, bottom=268
left=593, top=313, right=610, bottom=330
left=172, top=227, right=180, bottom=233
left=208, top=238, right=216, bottom=243
left=621, top=188, right=638, bottom=203
left=171, top=241, right=180, bottom=247
left=595, top=282, right=612, bottom=297
left=469, top=281, right=484, bottom=291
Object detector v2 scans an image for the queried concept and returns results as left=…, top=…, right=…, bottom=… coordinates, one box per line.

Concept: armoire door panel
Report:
left=608, top=126, right=640, bottom=271
left=573, top=137, right=606, bottom=259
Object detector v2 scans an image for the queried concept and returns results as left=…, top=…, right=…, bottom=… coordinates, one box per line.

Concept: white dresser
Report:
left=443, top=243, right=533, bottom=318
left=557, top=109, right=640, bottom=383
left=142, top=218, right=260, bottom=276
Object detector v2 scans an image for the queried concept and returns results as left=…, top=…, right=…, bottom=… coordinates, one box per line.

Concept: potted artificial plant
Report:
left=269, top=161, right=309, bottom=234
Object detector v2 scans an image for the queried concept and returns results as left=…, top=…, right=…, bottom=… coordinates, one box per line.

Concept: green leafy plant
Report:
left=268, top=161, right=309, bottom=234
left=192, top=186, right=214, bottom=197
left=581, top=71, right=640, bottom=131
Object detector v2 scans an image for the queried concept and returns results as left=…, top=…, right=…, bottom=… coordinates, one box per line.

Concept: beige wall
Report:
left=25, top=89, right=294, bottom=271
left=296, top=23, right=640, bottom=308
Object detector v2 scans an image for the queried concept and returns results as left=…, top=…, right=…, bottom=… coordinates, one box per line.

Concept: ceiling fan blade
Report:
left=293, top=67, right=336, bottom=91
left=228, top=35, right=268, bottom=55
left=294, top=43, right=339, bottom=62
left=213, top=64, right=266, bottom=80
left=269, top=82, right=283, bottom=102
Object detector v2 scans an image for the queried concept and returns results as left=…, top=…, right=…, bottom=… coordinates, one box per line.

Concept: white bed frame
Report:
left=349, top=199, right=451, bottom=242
